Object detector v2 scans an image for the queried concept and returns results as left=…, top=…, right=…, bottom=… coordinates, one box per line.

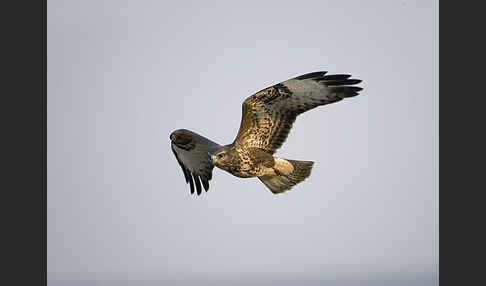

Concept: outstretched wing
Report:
left=170, top=129, right=221, bottom=195
left=234, top=71, right=363, bottom=154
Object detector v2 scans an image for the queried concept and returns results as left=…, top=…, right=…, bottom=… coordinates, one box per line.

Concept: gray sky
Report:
left=48, top=1, right=438, bottom=285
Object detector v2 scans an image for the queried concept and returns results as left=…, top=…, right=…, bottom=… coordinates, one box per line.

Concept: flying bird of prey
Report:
left=170, top=71, right=363, bottom=195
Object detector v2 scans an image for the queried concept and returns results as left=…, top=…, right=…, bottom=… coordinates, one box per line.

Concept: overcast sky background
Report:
left=48, top=1, right=438, bottom=285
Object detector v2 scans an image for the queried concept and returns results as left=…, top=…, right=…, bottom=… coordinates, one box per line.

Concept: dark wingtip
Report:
left=321, top=74, right=351, bottom=81
left=202, top=179, right=209, bottom=192
left=294, top=71, right=328, bottom=80
left=331, top=86, right=364, bottom=98
left=188, top=173, right=195, bottom=194
left=295, top=72, right=363, bottom=90
left=348, top=86, right=363, bottom=92
left=194, top=175, right=202, bottom=195
left=318, top=73, right=363, bottom=97
left=325, top=79, right=362, bottom=86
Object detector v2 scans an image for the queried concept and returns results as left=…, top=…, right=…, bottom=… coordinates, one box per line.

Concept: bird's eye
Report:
left=217, top=153, right=225, bottom=159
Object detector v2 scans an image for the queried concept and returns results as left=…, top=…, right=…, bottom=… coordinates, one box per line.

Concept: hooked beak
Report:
left=208, top=152, right=214, bottom=164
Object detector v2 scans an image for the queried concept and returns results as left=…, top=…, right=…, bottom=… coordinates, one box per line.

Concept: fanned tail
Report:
left=258, top=158, right=314, bottom=194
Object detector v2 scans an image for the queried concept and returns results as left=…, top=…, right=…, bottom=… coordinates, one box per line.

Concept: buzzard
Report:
left=170, top=71, right=363, bottom=195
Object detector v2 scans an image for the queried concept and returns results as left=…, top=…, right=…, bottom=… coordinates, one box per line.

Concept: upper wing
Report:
left=170, top=129, right=221, bottom=195
left=233, top=71, right=363, bottom=154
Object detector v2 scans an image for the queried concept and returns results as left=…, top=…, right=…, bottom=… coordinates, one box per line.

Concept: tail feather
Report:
left=258, top=159, right=314, bottom=194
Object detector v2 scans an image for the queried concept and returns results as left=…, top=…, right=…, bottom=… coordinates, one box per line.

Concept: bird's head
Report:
left=209, top=146, right=237, bottom=171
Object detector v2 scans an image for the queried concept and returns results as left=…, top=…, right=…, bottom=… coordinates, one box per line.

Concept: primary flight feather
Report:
left=170, top=71, right=363, bottom=195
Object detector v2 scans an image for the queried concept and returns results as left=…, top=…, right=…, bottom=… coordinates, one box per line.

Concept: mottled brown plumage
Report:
left=170, top=71, right=363, bottom=195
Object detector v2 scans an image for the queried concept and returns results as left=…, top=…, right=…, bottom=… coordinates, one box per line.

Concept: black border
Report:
left=3, top=1, right=46, bottom=285
left=440, top=2, right=484, bottom=285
